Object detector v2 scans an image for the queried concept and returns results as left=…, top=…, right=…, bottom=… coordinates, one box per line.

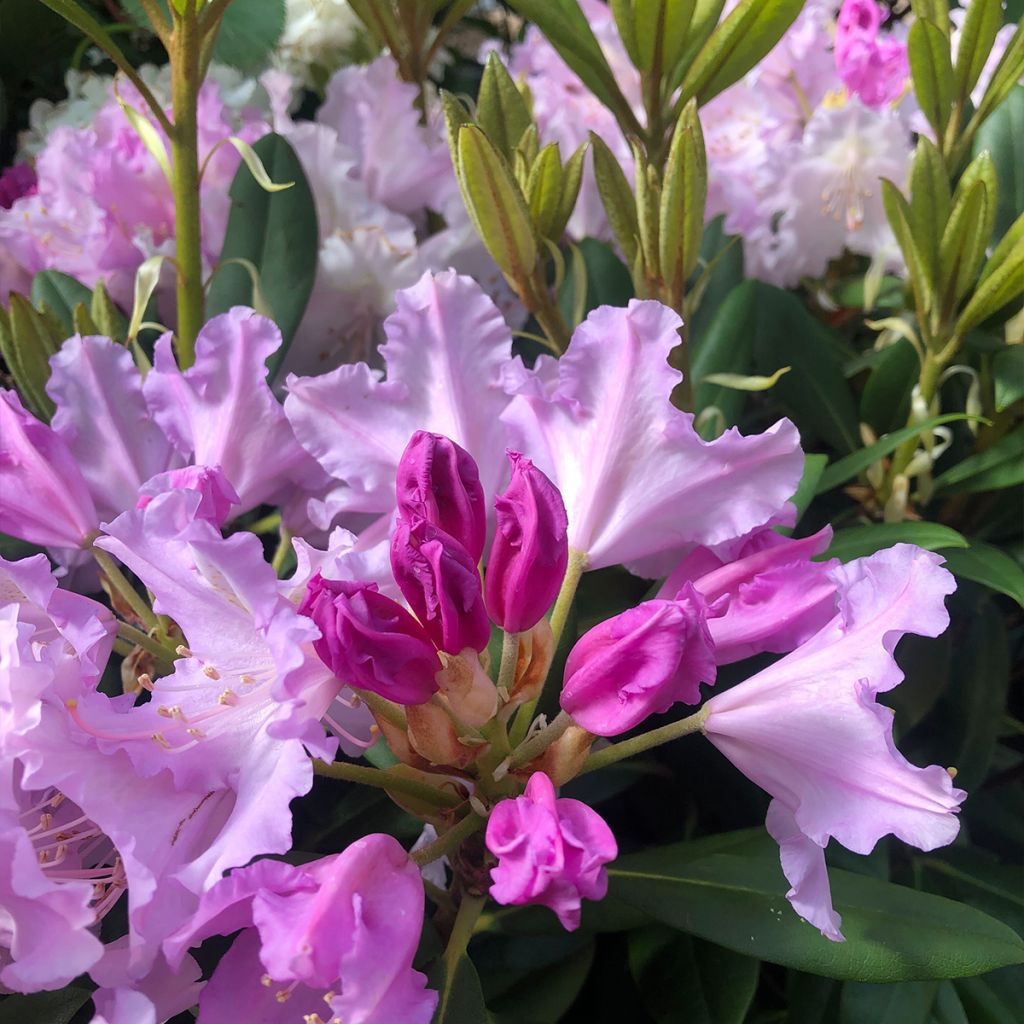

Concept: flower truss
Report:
left=0, top=270, right=967, bottom=1017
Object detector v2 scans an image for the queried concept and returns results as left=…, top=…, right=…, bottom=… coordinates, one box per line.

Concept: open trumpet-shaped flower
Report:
left=702, top=545, right=965, bottom=940
left=164, top=834, right=436, bottom=1024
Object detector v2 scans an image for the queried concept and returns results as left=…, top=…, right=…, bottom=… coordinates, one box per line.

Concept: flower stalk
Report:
left=313, top=759, right=465, bottom=809
left=577, top=706, right=709, bottom=775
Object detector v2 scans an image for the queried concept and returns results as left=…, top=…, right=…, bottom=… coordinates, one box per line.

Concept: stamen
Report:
left=261, top=975, right=273, bottom=988
left=137, top=673, right=154, bottom=691
left=175, top=645, right=194, bottom=658
left=274, top=980, right=299, bottom=1003
left=151, top=733, right=172, bottom=749
left=218, top=689, right=238, bottom=705
left=324, top=713, right=374, bottom=750
left=202, top=665, right=220, bottom=680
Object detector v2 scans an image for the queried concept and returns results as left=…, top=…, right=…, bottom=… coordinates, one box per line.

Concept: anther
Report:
left=218, top=689, right=238, bottom=706
left=186, top=728, right=206, bottom=739
left=137, top=673, right=154, bottom=691
left=240, top=674, right=255, bottom=684
left=175, top=645, right=194, bottom=658
left=151, top=733, right=172, bottom=749
left=260, top=974, right=273, bottom=988
left=202, top=665, right=220, bottom=680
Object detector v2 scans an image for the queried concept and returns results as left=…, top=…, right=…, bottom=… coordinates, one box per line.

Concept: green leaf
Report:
left=30, top=270, right=93, bottom=335
left=659, top=99, right=707, bottom=293
left=953, top=0, right=1003, bottom=103
left=882, top=178, right=938, bottom=319
left=2, top=293, right=63, bottom=420
left=429, top=946, right=489, bottom=1024
left=551, top=142, right=587, bottom=242
left=90, top=280, right=128, bottom=341
left=557, top=238, right=634, bottom=325
left=477, top=51, right=532, bottom=160
left=206, top=133, right=319, bottom=379
left=932, top=979, right=971, bottom=1024
left=993, top=346, right=1024, bottom=411
left=974, top=23, right=1024, bottom=124
left=939, top=154, right=996, bottom=308
left=506, top=0, right=641, bottom=135
left=526, top=143, right=564, bottom=241
left=938, top=542, right=1024, bottom=607
left=815, top=413, right=977, bottom=493
left=932, top=425, right=1024, bottom=494
left=489, top=942, right=594, bottom=1022
left=213, top=0, right=285, bottom=70
left=975, top=86, right=1024, bottom=244
left=607, top=847, right=1024, bottom=981
left=955, top=967, right=1024, bottom=1024
left=824, top=523, right=969, bottom=563
left=590, top=132, right=639, bottom=270
left=691, top=281, right=756, bottom=428
left=908, top=17, right=955, bottom=140
left=860, top=338, right=920, bottom=435
left=628, top=926, right=758, bottom=1024
left=909, top=137, right=951, bottom=282
left=679, top=0, right=804, bottom=106
left=0, top=986, right=92, bottom=1023
left=787, top=454, right=829, bottom=525
left=840, top=981, right=940, bottom=1024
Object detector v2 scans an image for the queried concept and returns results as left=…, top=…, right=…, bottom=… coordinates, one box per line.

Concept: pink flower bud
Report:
left=0, top=163, right=37, bottom=209
left=560, top=585, right=716, bottom=736
left=299, top=572, right=441, bottom=705
left=390, top=517, right=490, bottom=654
left=136, top=465, right=240, bottom=527
left=485, top=451, right=568, bottom=633
left=396, top=431, right=487, bottom=560
left=0, top=390, right=98, bottom=548
left=486, top=772, right=617, bottom=931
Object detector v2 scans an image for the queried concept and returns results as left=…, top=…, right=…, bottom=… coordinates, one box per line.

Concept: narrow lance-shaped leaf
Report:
left=609, top=0, right=642, bottom=67
left=667, top=0, right=727, bottom=93
left=456, top=125, right=538, bottom=283
left=477, top=51, right=533, bottom=160
left=678, top=0, right=804, bottom=107
left=908, top=18, right=955, bottom=142
left=550, top=142, right=588, bottom=241
left=952, top=0, right=1003, bottom=104
left=908, top=136, right=951, bottom=285
left=590, top=131, right=640, bottom=270
left=882, top=179, right=936, bottom=322
left=634, top=147, right=661, bottom=288
left=1, top=295, right=63, bottom=421
left=938, top=152, right=997, bottom=311
left=909, top=0, right=950, bottom=39
left=526, top=142, right=565, bottom=241
left=974, top=23, right=1024, bottom=125
left=659, top=98, right=707, bottom=300
left=90, top=281, right=128, bottom=342
left=30, top=270, right=93, bottom=336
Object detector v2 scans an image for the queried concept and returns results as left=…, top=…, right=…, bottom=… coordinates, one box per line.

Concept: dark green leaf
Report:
left=557, top=238, right=634, bottom=325
left=213, top=0, right=286, bottom=72
left=955, top=966, right=1024, bottom=1024
left=490, top=942, right=594, bottom=1022
left=0, top=986, right=92, bottom=1024
left=992, top=345, right=1024, bottom=411
left=975, top=86, right=1024, bottom=243
left=824, top=523, right=969, bottom=563
left=607, top=847, right=1024, bottom=981
left=430, top=947, right=489, bottom=1024
left=932, top=426, right=1024, bottom=494
left=816, top=413, right=977, bottom=493
left=787, top=453, right=829, bottom=525
left=628, top=926, right=758, bottom=1024
left=692, top=282, right=756, bottom=428
left=938, top=541, right=1024, bottom=607
left=860, top=338, right=919, bottom=435
left=932, top=979, right=971, bottom=1024
left=207, top=133, right=319, bottom=379
left=30, top=270, right=92, bottom=336
left=840, top=981, right=939, bottom=1024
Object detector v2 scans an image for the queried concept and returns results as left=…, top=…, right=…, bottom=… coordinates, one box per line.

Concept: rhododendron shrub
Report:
left=0, top=0, right=1021, bottom=1021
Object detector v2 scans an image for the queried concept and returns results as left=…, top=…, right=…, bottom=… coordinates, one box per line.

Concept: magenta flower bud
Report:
left=136, top=464, right=240, bottom=527
left=486, top=772, right=617, bottom=931
left=0, top=390, right=98, bottom=548
left=0, top=163, right=37, bottom=209
left=390, top=517, right=490, bottom=654
left=486, top=451, right=568, bottom=632
left=396, top=431, right=487, bottom=560
left=560, top=585, right=716, bottom=736
left=299, top=572, right=442, bottom=705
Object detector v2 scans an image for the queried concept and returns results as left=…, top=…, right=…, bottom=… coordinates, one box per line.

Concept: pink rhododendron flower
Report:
left=659, top=523, right=839, bottom=664
left=164, top=834, right=437, bottom=1024
left=300, top=573, right=441, bottom=705
left=486, top=452, right=569, bottom=633
left=396, top=431, right=488, bottom=562
left=502, top=300, right=804, bottom=572
left=486, top=772, right=617, bottom=930
left=136, top=464, right=240, bottom=527
left=0, top=390, right=99, bottom=549
left=835, top=0, right=909, bottom=109
left=560, top=585, right=717, bottom=736
left=703, top=545, right=965, bottom=940
left=391, top=517, right=491, bottom=655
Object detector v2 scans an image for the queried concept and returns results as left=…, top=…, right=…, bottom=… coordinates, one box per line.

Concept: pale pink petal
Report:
left=501, top=301, right=804, bottom=570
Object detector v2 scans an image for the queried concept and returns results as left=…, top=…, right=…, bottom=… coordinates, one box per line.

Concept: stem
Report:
left=271, top=526, right=293, bottom=575
left=352, top=688, right=408, bottom=731
left=313, top=759, right=464, bottom=809
left=509, top=709, right=573, bottom=769
left=526, top=275, right=573, bottom=354
left=412, top=812, right=486, bottom=867
left=169, top=4, right=205, bottom=367
left=577, top=707, right=708, bottom=776
left=496, top=631, right=520, bottom=698
left=91, top=547, right=160, bottom=633
left=116, top=621, right=177, bottom=672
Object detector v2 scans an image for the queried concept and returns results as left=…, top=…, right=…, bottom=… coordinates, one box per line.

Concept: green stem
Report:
left=116, top=621, right=177, bottom=672
left=508, top=548, right=588, bottom=746
left=509, top=709, right=573, bottom=769
left=578, top=707, right=708, bottom=775
left=91, top=547, right=160, bottom=633
left=313, top=759, right=464, bottom=809
left=496, top=631, right=520, bottom=699
left=442, top=890, right=487, bottom=966
left=352, top=688, right=408, bottom=731
left=169, top=5, right=205, bottom=367
left=412, top=812, right=486, bottom=867
left=527, top=275, right=573, bottom=354
left=271, top=526, right=292, bottom=576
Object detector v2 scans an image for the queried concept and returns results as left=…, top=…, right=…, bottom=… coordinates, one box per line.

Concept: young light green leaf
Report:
left=882, top=178, right=936, bottom=318
left=71, top=302, right=99, bottom=336
left=0, top=298, right=58, bottom=421
left=701, top=366, right=791, bottom=391
left=932, top=425, right=1024, bottom=494
left=477, top=51, right=532, bottom=160
left=550, top=142, right=587, bottom=242
left=908, top=18, right=955, bottom=141
left=127, top=255, right=167, bottom=341
left=909, top=0, right=950, bottom=38
left=90, top=281, right=128, bottom=342
left=209, top=136, right=295, bottom=192
left=457, top=125, right=538, bottom=282
left=526, top=143, right=565, bottom=240
left=590, top=131, right=639, bottom=270
left=956, top=213, right=1024, bottom=332
left=938, top=180, right=990, bottom=311
left=993, top=346, right=1024, bottom=411
left=667, top=0, right=727, bottom=93
left=678, top=0, right=804, bottom=106
left=974, top=85, right=1024, bottom=243
left=973, top=23, right=1024, bottom=125
left=635, top=152, right=661, bottom=286
left=953, top=0, right=1003, bottom=103
left=114, top=90, right=171, bottom=182
left=659, top=98, right=707, bottom=299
